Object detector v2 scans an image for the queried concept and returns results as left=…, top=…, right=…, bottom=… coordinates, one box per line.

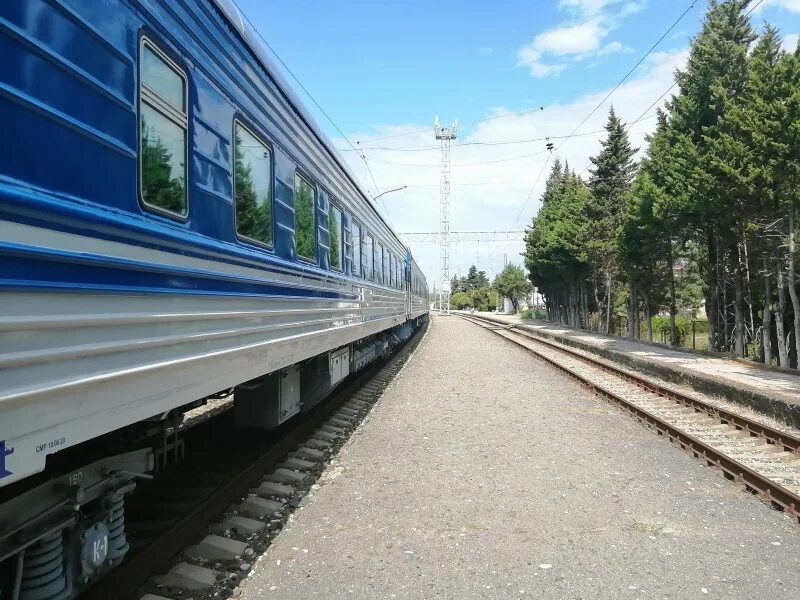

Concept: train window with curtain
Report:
left=329, top=204, right=343, bottom=270
left=294, top=173, right=316, bottom=262
left=233, top=122, right=272, bottom=247
left=352, top=221, right=361, bottom=277
left=364, top=234, right=374, bottom=280
left=139, top=39, right=188, bottom=217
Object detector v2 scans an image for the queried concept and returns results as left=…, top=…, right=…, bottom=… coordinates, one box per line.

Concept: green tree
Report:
left=587, top=106, right=638, bottom=334
left=493, top=264, right=532, bottom=313
left=775, top=39, right=800, bottom=366
left=141, top=130, right=184, bottom=214
left=670, top=0, right=755, bottom=351
left=463, top=265, right=490, bottom=291
left=541, top=158, right=564, bottom=206
left=234, top=130, right=272, bottom=245
left=451, top=291, right=472, bottom=310
left=329, top=211, right=341, bottom=269
left=524, top=165, right=592, bottom=327
left=295, top=177, right=315, bottom=260
left=704, top=23, right=780, bottom=355
left=471, top=287, right=491, bottom=311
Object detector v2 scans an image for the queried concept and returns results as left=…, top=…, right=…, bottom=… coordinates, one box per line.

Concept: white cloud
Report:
left=783, top=32, right=799, bottom=51
left=337, top=49, right=688, bottom=287
left=754, top=0, right=800, bottom=13
left=517, top=0, right=640, bottom=77
left=559, top=0, right=622, bottom=16
left=534, top=21, right=606, bottom=55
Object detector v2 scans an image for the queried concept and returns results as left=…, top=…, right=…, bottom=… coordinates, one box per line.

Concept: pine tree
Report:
left=776, top=41, right=800, bottom=366
left=541, top=158, right=564, bottom=206
left=141, top=129, right=185, bottom=214
left=704, top=24, right=782, bottom=355
left=587, top=106, right=637, bottom=334
left=524, top=175, right=592, bottom=327
left=670, top=0, right=756, bottom=351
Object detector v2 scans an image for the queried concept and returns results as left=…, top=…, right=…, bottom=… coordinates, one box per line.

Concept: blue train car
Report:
left=0, top=0, right=428, bottom=596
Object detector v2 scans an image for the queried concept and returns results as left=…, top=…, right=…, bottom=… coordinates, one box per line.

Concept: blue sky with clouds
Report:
left=235, top=0, right=800, bottom=285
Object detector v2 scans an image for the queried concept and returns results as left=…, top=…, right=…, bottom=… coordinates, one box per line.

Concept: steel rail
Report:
left=461, top=314, right=800, bottom=521
left=81, top=323, right=427, bottom=600
left=469, top=314, right=800, bottom=452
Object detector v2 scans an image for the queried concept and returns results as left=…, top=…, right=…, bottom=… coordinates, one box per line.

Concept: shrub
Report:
left=651, top=316, right=692, bottom=346
left=451, top=291, right=472, bottom=310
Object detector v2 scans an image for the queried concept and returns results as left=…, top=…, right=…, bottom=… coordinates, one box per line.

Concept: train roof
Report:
left=211, top=0, right=406, bottom=251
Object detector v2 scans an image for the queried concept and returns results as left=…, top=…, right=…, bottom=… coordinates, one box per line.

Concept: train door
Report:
left=405, top=251, right=412, bottom=318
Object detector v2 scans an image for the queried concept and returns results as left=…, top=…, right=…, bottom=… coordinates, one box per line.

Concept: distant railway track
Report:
left=460, top=313, right=800, bottom=523
left=79, top=322, right=427, bottom=600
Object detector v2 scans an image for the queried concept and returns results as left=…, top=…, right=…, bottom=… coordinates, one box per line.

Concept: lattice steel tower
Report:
left=434, top=116, right=457, bottom=313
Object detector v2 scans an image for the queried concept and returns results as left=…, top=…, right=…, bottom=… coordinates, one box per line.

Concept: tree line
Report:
left=444, top=264, right=532, bottom=312
left=524, top=0, right=800, bottom=368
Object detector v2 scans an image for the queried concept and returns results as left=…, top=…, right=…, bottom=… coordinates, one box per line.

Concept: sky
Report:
left=234, top=0, right=800, bottom=288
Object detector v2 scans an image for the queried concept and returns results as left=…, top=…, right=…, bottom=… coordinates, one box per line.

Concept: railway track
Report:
left=460, top=313, right=800, bottom=523
left=79, top=322, right=427, bottom=600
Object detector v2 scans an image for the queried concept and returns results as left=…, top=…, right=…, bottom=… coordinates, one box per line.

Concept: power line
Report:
left=341, top=115, right=658, bottom=153
left=508, top=153, right=553, bottom=232
left=552, top=0, right=699, bottom=158
left=355, top=126, right=430, bottom=143
left=615, top=0, right=765, bottom=141
left=229, top=0, right=393, bottom=217
left=747, top=0, right=767, bottom=17
left=365, top=149, right=550, bottom=168
left=232, top=1, right=357, bottom=153
left=400, top=231, right=527, bottom=243
left=571, top=0, right=766, bottom=183
left=505, top=0, right=699, bottom=234
left=356, top=143, right=395, bottom=228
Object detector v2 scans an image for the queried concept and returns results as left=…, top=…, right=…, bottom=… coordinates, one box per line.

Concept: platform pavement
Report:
left=238, top=314, right=800, bottom=599
left=481, top=312, right=800, bottom=427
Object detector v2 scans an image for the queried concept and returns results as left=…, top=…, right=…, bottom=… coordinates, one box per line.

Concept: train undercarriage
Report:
left=0, top=317, right=425, bottom=600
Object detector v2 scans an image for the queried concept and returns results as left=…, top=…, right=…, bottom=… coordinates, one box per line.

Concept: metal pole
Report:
left=434, top=116, right=457, bottom=314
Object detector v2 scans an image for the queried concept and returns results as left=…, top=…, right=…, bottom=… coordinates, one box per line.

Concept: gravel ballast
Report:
left=239, top=315, right=800, bottom=599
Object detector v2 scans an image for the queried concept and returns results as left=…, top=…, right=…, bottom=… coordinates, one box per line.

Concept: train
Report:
left=0, top=0, right=428, bottom=597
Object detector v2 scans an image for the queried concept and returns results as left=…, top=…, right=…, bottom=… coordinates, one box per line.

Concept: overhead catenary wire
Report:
left=229, top=0, right=395, bottom=222
left=340, top=115, right=659, bottom=153
left=569, top=0, right=766, bottom=183
left=362, top=126, right=654, bottom=169
left=504, top=0, right=700, bottom=236
left=550, top=0, right=699, bottom=159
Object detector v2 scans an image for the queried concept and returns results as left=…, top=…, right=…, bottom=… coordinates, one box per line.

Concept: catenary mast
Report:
left=434, top=116, right=457, bottom=313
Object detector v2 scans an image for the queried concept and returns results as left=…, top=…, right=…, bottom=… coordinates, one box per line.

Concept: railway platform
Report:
left=237, top=314, right=800, bottom=599
left=481, top=312, right=800, bottom=427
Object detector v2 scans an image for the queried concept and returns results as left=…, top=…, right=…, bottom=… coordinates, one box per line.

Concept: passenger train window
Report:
left=382, top=248, right=389, bottom=286
left=233, top=122, right=273, bottom=247
left=139, top=40, right=188, bottom=218
left=352, top=221, right=361, bottom=277
left=375, top=243, right=384, bottom=283
left=329, top=204, right=343, bottom=270
left=364, top=234, right=374, bottom=280
left=294, top=174, right=316, bottom=262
